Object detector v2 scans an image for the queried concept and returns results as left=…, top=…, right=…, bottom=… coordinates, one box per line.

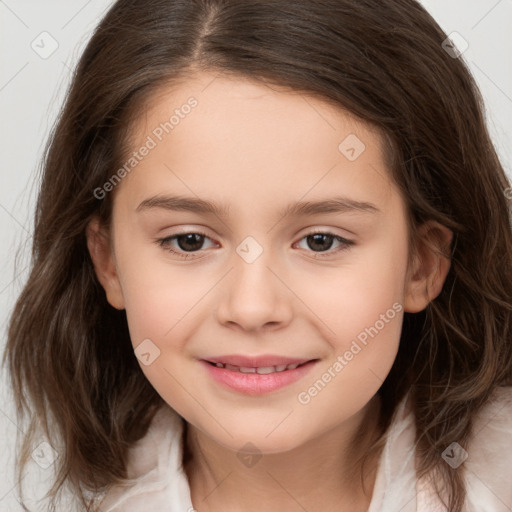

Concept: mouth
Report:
left=200, top=357, right=320, bottom=395
left=204, top=360, right=314, bottom=374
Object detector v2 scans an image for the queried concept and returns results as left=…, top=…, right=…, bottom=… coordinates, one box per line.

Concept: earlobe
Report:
left=403, top=221, right=453, bottom=313
left=86, top=217, right=125, bottom=310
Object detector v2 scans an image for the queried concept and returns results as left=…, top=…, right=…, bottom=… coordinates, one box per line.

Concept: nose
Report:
left=214, top=243, right=294, bottom=332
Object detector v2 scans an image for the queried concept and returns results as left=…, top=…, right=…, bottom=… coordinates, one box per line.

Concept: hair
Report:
left=3, top=0, right=512, bottom=510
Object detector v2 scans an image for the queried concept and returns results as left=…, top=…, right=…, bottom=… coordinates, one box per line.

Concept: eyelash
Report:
left=155, top=229, right=355, bottom=260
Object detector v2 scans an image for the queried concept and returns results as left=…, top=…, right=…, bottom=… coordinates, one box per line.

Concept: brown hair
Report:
left=4, top=0, right=512, bottom=510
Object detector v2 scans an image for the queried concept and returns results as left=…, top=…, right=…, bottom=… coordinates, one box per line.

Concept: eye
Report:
left=294, top=230, right=354, bottom=258
left=156, top=231, right=216, bottom=259
left=156, top=229, right=355, bottom=260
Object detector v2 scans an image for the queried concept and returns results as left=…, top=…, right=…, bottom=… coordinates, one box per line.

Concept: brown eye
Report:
left=295, top=231, right=354, bottom=258
left=174, top=233, right=206, bottom=252
left=306, top=233, right=336, bottom=252
left=156, top=230, right=216, bottom=259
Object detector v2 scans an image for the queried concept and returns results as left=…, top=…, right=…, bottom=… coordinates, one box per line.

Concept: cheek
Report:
left=292, top=258, right=405, bottom=425
left=116, top=259, right=206, bottom=409
left=292, top=234, right=408, bottom=404
left=120, top=266, right=202, bottom=348
left=111, top=229, right=200, bottom=345
left=294, top=234, right=408, bottom=343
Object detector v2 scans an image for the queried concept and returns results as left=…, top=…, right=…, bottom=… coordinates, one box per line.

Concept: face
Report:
left=88, top=71, right=449, bottom=455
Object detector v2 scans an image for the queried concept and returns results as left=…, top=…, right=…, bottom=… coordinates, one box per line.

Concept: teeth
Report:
left=256, top=366, right=276, bottom=374
left=239, top=367, right=256, bottom=373
left=211, top=361, right=306, bottom=373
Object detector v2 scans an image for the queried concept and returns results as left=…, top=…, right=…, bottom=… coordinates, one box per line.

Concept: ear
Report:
left=86, top=216, right=125, bottom=310
left=403, top=220, right=453, bottom=313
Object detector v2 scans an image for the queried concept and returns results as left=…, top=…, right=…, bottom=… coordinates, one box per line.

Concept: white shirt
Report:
left=97, top=386, right=512, bottom=511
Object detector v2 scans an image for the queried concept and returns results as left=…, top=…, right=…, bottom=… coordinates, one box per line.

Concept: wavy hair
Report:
left=4, top=0, right=512, bottom=510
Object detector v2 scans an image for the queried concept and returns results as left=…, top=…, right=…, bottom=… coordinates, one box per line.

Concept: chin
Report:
left=210, top=428, right=305, bottom=456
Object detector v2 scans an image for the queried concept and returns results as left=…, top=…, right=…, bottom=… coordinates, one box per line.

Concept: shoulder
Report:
left=369, top=387, right=512, bottom=512
left=416, top=385, right=512, bottom=512
left=463, top=385, right=512, bottom=511
left=95, top=405, right=194, bottom=512
left=126, top=404, right=184, bottom=478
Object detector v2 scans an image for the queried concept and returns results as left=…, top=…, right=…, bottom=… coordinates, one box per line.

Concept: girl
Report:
left=4, top=0, right=512, bottom=511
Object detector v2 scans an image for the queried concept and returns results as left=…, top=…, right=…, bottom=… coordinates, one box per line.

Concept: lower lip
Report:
left=200, top=360, right=318, bottom=395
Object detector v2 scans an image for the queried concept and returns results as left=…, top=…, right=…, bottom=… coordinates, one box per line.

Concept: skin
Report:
left=87, top=71, right=452, bottom=512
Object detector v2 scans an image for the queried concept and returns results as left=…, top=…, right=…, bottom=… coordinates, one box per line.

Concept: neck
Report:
left=183, top=394, right=384, bottom=512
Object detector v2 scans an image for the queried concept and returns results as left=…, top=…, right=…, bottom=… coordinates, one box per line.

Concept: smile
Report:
left=206, top=361, right=309, bottom=374
left=201, top=359, right=319, bottom=395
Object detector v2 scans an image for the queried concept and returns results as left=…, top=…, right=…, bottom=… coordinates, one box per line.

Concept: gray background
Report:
left=1, top=0, right=511, bottom=509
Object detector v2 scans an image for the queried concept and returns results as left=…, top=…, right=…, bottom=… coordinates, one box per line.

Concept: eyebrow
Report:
left=136, top=194, right=380, bottom=218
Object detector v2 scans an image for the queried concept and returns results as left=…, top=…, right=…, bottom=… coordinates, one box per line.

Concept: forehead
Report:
left=115, top=71, right=398, bottom=219
left=132, top=71, right=384, bottom=152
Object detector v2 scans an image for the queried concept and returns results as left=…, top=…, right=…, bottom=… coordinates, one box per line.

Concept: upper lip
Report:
left=203, top=354, right=315, bottom=367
